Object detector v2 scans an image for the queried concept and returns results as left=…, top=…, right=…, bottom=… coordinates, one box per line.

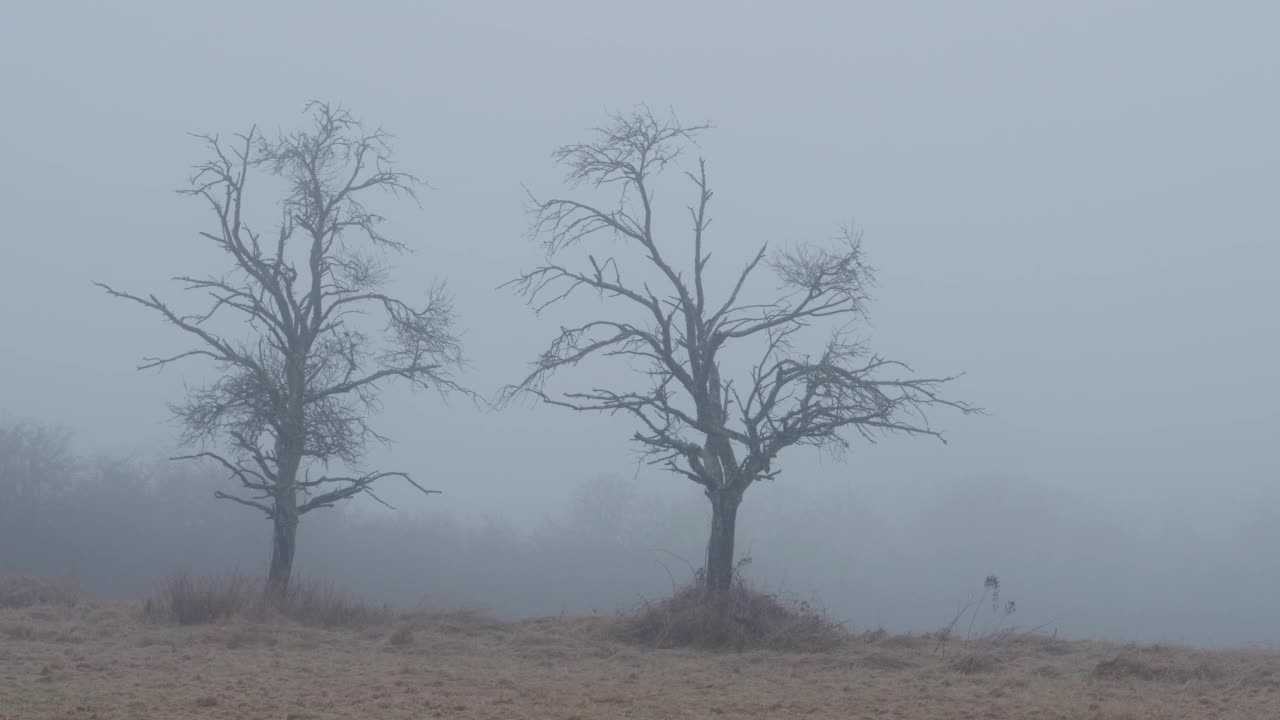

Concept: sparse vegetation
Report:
left=140, top=570, right=390, bottom=628
left=933, top=574, right=1020, bottom=649
left=612, top=559, right=846, bottom=652
left=2, top=582, right=1278, bottom=719
left=1093, top=646, right=1230, bottom=684
left=0, top=575, right=80, bottom=609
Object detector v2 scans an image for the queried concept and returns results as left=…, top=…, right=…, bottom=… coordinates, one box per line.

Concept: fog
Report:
left=1, top=2, right=1277, bottom=647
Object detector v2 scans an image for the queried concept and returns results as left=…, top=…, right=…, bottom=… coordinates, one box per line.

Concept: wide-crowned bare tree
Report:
left=504, top=108, right=976, bottom=593
left=98, top=102, right=466, bottom=592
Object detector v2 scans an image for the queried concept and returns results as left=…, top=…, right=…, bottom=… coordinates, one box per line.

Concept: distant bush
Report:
left=0, top=575, right=80, bottom=608
left=611, top=560, right=846, bottom=652
left=141, top=570, right=390, bottom=628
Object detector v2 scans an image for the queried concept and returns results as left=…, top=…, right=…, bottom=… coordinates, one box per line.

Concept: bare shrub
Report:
left=611, top=564, right=845, bottom=652
left=278, top=578, right=391, bottom=629
left=141, top=570, right=389, bottom=628
left=142, top=570, right=256, bottom=625
left=0, top=575, right=80, bottom=608
left=937, top=575, right=1016, bottom=644
left=932, top=574, right=1027, bottom=661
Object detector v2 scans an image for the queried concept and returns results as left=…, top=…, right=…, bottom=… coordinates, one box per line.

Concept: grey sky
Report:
left=2, top=0, right=1277, bottom=540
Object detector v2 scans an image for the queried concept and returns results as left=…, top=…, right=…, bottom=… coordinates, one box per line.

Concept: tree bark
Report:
left=267, top=499, right=298, bottom=594
left=704, top=488, right=743, bottom=593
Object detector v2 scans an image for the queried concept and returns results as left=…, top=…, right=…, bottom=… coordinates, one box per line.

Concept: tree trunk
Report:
left=705, top=489, right=743, bottom=593
left=272, top=353, right=306, bottom=596
left=267, top=483, right=298, bottom=594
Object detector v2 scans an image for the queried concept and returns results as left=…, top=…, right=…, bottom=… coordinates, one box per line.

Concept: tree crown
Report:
left=505, top=108, right=975, bottom=494
left=99, top=102, right=464, bottom=515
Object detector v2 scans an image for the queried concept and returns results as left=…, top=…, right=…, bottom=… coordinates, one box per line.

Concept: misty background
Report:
left=1, top=2, right=1277, bottom=647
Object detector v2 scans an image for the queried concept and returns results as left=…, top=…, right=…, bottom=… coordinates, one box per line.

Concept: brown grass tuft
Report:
left=0, top=575, right=80, bottom=608
left=856, top=651, right=917, bottom=671
left=949, top=649, right=1003, bottom=674
left=279, top=577, right=391, bottom=628
left=610, top=576, right=845, bottom=652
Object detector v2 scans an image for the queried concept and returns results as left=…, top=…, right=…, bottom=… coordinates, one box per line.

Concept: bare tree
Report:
left=0, top=422, right=76, bottom=505
left=503, top=108, right=976, bottom=593
left=97, top=102, right=466, bottom=592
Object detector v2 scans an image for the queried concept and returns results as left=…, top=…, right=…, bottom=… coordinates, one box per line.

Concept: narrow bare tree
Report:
left=504, top=108, right=976, bottom=593
left=0, top=423, right=76, bottom=505
left=98, top=102, right=465, bottom=592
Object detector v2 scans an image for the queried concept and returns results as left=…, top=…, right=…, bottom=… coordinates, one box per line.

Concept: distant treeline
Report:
left=1, top=422, right=1276, bottom=647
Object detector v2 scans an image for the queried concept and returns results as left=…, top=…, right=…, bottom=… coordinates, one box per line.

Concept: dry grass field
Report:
left=2, top=577, right=1279, bottom=719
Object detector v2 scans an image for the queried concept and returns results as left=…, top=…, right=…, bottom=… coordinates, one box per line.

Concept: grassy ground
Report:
left=3, top=599, right=1279, bottom=719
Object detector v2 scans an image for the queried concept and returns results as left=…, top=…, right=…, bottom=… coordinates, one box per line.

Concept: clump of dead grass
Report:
left=141, top=569, right=390, bottom=628
left=1093, top=646, right=1227, bottom=684
left=280, top=577, right=391, bottom=628
left=141, top=570, right=255, bottom=625
left=0, top=575, right=80, bottom=608
left=385, top=626, right=414, bottom=647
left=949, top=648, right=1004, bottom=674
left=610, top=565, right=845, bottom=652
left=935, top=630, right=1073, bottom=675
left=405, top=607, right=512, bottom=637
